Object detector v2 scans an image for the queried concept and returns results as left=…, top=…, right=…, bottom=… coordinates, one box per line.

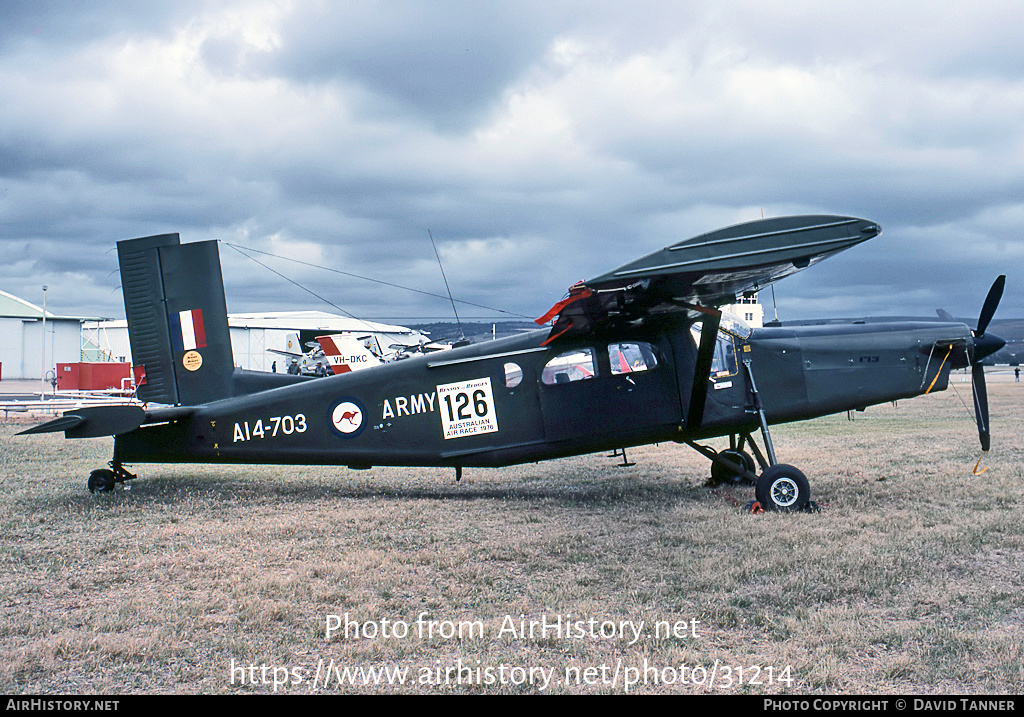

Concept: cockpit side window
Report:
left=608, top=342, right=658, bottom=374
left=689, top=321, right=739, bottom=377
left=504, top=362, right=523, bottom=388
left=541, top=348, right=596, bottom=385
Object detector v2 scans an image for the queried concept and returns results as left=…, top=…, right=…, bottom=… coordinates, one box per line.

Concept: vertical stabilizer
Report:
left=117, top=235, right=235, bottom=406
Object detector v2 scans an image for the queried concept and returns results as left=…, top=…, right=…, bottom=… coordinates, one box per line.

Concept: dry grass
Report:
left=1, top=379, right=1022, bottom=694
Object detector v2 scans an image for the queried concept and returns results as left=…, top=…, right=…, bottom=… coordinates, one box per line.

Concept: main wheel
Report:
left=87, top=469, right=116, bottom=494
left=710, top=449, right=757, bottom=485
left=755, top=464, right=810, bottom=512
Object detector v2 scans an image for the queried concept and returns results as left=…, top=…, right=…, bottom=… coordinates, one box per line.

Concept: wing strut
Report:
left=685, top=308, right=721, bottom=430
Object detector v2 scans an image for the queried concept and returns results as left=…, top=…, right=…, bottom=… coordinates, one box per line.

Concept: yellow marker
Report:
left=973, top=452, right=988, bottom=476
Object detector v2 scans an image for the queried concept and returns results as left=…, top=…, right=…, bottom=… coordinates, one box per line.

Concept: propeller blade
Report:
left=977, top=275, right=1005, bottom=336
left=965, top=277, right=1005, bottom=452
left=935, top=308, right=956, bottom=322
left=971, top=362, right=990, bottom=452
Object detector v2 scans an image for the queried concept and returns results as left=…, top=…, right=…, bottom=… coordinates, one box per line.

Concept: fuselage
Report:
left=114, top=316, right=975, bottom=470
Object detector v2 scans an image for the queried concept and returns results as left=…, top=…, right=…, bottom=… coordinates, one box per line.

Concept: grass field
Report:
left=1, top=378, right=1022, bottom=694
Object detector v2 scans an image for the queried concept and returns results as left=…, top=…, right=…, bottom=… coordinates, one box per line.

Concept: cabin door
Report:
left=538, top=340, right=681, bottom=443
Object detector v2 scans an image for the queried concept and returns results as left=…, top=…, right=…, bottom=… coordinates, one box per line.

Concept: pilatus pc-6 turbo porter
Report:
left=21, top=215, right=1006, bottom=511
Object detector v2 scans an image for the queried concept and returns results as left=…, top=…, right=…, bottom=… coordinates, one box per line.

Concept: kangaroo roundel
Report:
left=330, top=400, right=365, bottom=437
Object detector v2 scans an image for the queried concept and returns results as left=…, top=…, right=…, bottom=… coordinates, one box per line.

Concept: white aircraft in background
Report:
left=271, top=331, right=453, bottom=376
left=317, top=332, right=453, bottom=374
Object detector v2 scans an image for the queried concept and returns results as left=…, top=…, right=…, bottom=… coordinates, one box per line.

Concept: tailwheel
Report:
left=709, top=449, right=756, bottom=485
left=87, top=462, right=137, bottom=494
left=755, top=464, right=811, bottom=512
left=87, top=469, right=116, bottom=494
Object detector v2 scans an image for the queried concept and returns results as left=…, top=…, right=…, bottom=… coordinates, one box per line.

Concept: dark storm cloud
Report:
left=0, top=1, right=205, bottom=51
left=258, top=2, right=568, bottom=131
left=1, top=1, right=1023, bottom=324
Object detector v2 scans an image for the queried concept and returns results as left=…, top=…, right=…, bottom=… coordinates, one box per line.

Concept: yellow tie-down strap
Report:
left=973, top=452, right=989, bottom=476
left=924, top=344, right=953, bottom=395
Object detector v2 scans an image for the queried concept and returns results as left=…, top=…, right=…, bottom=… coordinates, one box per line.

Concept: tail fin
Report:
left=117, top=234, right=235, bottom=406
left=317, top=334, right=384, bottom=374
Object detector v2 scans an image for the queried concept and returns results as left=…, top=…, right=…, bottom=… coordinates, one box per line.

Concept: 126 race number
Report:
left=435, top=378, right=498, bottom=440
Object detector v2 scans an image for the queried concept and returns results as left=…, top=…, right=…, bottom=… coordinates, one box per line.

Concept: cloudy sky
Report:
left=2, top=1, right=1022, bottom=326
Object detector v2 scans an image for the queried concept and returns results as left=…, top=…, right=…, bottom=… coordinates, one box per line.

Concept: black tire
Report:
left=710, top=449, right=756, bottom=485
left=755, top=464, right=810, bottom=512
left=88, top=469, right=116, bottom=494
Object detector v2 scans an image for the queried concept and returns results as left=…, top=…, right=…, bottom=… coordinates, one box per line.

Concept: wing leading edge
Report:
left=537, top=215, right=881, bottom=342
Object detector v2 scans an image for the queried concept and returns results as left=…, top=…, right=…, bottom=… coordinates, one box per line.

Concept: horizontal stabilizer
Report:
left=17, top=415, right=85, bottom=435
left=17, top=405, right=146, bottom=438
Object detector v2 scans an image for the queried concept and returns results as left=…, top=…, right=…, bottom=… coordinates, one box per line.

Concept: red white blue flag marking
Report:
left=170, top=309, right=207, bottom=352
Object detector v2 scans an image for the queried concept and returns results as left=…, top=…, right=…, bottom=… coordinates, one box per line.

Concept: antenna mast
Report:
left=428, top=230, right=465, bottom=340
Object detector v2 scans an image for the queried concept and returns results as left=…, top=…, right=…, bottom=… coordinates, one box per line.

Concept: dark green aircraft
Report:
left=21, top=215, right=1006, bottom=511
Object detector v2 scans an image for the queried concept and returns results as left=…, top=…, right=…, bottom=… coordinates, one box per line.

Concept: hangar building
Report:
left=0, top=289, right=94, bottom=381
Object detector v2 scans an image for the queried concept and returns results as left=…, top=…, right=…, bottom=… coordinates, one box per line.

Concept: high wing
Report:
left=537, top=215, right=881, bottom=342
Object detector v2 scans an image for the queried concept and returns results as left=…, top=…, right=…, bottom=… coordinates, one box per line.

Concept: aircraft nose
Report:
left=973, top=332, right=1006, bottom=363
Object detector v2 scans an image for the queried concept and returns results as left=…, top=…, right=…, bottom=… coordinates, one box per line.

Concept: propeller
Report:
left=968, top=276, right=1006, bottom=452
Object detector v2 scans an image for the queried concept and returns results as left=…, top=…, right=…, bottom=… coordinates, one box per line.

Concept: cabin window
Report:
left=504, top=362, right=523, bottom=388
left=541, top=348, right=596, bottom=385
left=689, top=321, right=739, bottom=377
left=608, top=342, right=658, bottom=374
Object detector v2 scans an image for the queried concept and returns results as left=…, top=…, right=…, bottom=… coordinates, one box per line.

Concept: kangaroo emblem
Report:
left=331, top=401, right=364, bottom=435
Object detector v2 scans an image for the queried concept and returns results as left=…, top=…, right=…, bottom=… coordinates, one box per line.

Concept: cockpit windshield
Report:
left=719, top=310, right=753, bottom=340
left=689, top=309, right=751, bottom=378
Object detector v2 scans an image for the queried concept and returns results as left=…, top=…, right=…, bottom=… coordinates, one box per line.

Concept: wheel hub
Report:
left=769, top=477, right=799, bottom=508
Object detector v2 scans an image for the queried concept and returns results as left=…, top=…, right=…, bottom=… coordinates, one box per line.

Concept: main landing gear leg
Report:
left=740, top=359, right=815, bottom=512
left=742, top=359, right=777, bottom=467
left=695, top=359, right=779, bottom=487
